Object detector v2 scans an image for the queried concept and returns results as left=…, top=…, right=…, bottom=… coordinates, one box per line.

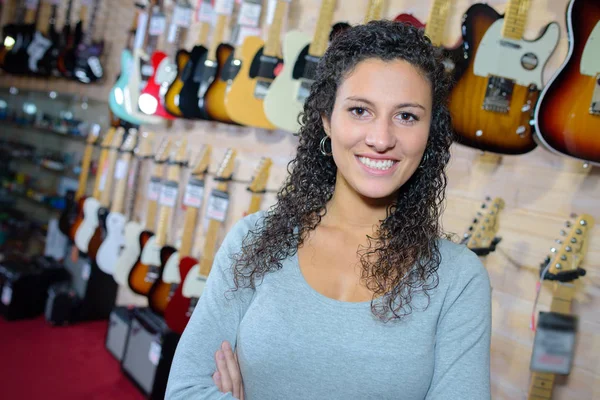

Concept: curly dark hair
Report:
left=232, top=20, right=454, bottom=321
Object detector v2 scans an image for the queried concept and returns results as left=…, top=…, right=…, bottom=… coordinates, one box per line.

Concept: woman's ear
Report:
left=321, top=114, right=331, bottom=137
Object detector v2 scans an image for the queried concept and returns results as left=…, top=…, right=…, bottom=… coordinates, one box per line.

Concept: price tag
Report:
left=1, top=284, right=12, bottom=306
left=98, top=164, right=109, bottom=191
left=530, top=311, right=577, bottom=374
left=183, top=179, right=205, bottom=208
left=149, top=341, right=162, bottom=366
left=206, top=190, right=230, bottom=222
left=173, top=5, right=193, bottom=28
left=196, top=0, right=214, bottom=22
left=159, top=180, right=179, bottom=208
left=114, top=159, right=129, bottom=180
left=25, top=0, right=39, bottom=10
left=265, top=0, right=278, bottom=25
left=149, top=14, right=167, bottom=36
left=147, top=177, right=162, bottom=201
left=81, top=263, right=91, bottom=281
left=127, top=161, right=138, bottom=190
left=214, top=0, right=235, bottom=16
left=236, top=26, right=262, bottom=46
left=237, top=2, right=262, bottom=27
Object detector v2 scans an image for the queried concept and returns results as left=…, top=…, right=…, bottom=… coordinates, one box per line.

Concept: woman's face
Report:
left=322, top=58, right=432, bottom=201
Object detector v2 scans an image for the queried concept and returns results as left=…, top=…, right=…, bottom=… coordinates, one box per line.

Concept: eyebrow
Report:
left=345, top=96, right=426, bottom=111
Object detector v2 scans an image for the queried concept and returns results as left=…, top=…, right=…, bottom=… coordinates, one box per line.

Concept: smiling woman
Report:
left=166, top=20, right=491, bottom=400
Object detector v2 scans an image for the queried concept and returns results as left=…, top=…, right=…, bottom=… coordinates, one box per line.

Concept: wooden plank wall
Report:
left=1, top=0, right=598, bottom=398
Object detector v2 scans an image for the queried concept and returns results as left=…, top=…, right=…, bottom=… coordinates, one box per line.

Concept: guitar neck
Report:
left=75, top=142, right=96, bottom=201
left=36, top=1, right=51, bottom=33
left=502, top=0, right=532, bottom=40
left=91, top=129, right=116, bottom=199
left=527, top=283, right=575, bottom=399
left=197, top=22, right=211, bottom=47
left=424, top=0, right=452, bottom=47
left=199, top=179, right=230, bottom=276
left=82, top=0, right=101, bottom=45
left=248, top=194, right=263, bottom=215
left=111, top=152, right=134, bottom=214
left=207, top=14, right=227, bottom=62
left=308, top=0, right=336, bottom=57
left=364, top=0, right=384, bottom=24
left=263, top=0, right=287, bottom=57
left=179, top=206, right=199, bottom=258
left=99, top=146, right=120, bottom=207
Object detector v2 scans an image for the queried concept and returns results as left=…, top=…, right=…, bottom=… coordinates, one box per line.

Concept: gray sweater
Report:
left=166, top=212, right=491, bottom=399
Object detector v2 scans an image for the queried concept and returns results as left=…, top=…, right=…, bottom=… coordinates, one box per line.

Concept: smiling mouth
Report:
left=357, top=156, right=398, bottom=171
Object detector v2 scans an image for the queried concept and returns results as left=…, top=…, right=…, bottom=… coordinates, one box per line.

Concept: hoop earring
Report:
left=319, top=136, right=332, bottom=156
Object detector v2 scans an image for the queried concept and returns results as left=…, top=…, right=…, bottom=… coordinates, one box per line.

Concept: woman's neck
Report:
left=323, top=173, right=395, bottom=236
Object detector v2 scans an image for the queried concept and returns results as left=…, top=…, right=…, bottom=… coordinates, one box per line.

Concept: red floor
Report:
left=0, top=316, right=144, bottom=400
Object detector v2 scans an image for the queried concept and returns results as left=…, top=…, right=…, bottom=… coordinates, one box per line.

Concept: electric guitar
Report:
left=225, top=0, right=288, bottom=129
left=129, top=139, right=187, bottom=296
left=73, top=0, right=105, bottom=84
left=74, top=128, right=124, bottom=254
left=534, top=0, right=600, bottom=166
left=114, top=138, right=171, bottom=286
left=139, top=0, right=193, bottom=119
left=149, top=145, right=212, bottom=315
left=180, top=150, right=237, bottom=318
left=448, top=0, right=560, bottom=155
left=0, top=3, right=25, bottom=68
left=96, top=129, right=143, bottom=274
left=86, top=128, right=128, bottom=262
left=57, top=0, right=85, bottom=78
left=194, top=0, right=235, bottom=122
left=59, top=124, right=101, bottom=237
left=26, top=0, right=57, bottom=76
left=2, top=2, right=37, bottom=75
left=527, top=213, right=594, bottom=399
left=263, top=0, right=341, bottom=133
left=460, top=196, right=505, bottom=256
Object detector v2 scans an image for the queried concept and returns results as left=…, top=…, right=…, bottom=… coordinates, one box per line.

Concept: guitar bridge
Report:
left=591, top=75, right=600, bottom=116
left=483, top=76, right=515, bottom=114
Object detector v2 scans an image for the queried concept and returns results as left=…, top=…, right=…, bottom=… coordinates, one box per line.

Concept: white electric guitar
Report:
left=263, top=0, right=337, bottom=133
left=473, top=0, right=560, bottom=89
left=73, top=127, right=118, bottom=253
left=113, top=138, right=171, bottom=286
left=162, top=145, right=212, bottom=285
left=182, top=149, right=237, bottom=299
left=96, top=129, right=139, bottom=274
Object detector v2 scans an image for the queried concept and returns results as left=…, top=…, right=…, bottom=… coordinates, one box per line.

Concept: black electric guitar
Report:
left=2, top=2, right=37, bottom=75
left=73, top=0, right=105, bottom=83
left=27, top=1, right=61, bottom=76
left=57, top=0, right=84, bottom=78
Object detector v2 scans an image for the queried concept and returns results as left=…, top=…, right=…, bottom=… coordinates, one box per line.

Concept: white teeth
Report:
left=358, top=157, right=396, bottom=170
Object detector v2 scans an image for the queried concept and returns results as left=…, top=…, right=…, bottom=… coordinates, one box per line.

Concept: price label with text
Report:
left=183, top=179, right=205, bottom=209
left=149, top=341, right=162, bottom=365
left=147, top=177, right=162, bottom=201
left=206, top=190, right=230, bottom=222
left=236, top=26, right=262, bottom=46
left=237, top=2, right=262, bottom=27
left=149, top=15, right=167, bottom=36
left=159, top=180, right=179, bottom=208
left=173, top=5, right=193, bottom=28
left=215, top=0, right=235, bottom=15
left=196, top=0, right=214, bottom=22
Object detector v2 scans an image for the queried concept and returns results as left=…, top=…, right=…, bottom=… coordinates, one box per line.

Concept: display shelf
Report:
left=3, top=122, right=88, bottom=143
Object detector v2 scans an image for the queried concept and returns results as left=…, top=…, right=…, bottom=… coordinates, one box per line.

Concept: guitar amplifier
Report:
left=105, top=306, right=133, bottom=361
left=0, top=255, right=69, bottom=321
left=44, top=282, right=81, bottom=326
left=121, top=307, right=180, bottom=399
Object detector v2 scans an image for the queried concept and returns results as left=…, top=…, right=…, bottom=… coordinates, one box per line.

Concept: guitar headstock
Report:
left=191, top=145, right=212, bottom=177
left=172, top=137, right=189, bottom=165
left=215, top=148, right=237, bottom=181
left=248, top=157, right=273, bottom=193
left=120, top=128, right=139, bottom=153
left=541, top=214, right=595, bottom=282
left=154, top=137, right=172, bottom=163
left=134, top=131, right=155, bottom=158
left=462, top=196, right=505, bottom=256
left=111, top=127, right=126, bottom=149
left=100, top=127, right=117, bottom=148
left=87, top=124, right=102, bottom=145
left=364, top=0, right=384, bottom=23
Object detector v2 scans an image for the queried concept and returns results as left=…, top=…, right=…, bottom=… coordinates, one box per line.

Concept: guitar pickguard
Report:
left=474, top=19, right=560, bottom=88
left=581, top=21, right=600, bottom=77
left=162, top=250, right=181, bottom=284
left=181, top=264, right=206, bottom=298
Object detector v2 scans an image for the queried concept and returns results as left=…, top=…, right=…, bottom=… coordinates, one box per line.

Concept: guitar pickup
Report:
left=590, top=74, right=600, bottom=116
left=482, top=76, right=515, bottom=114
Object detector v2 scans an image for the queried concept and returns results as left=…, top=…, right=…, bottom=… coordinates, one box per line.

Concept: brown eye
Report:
left=351, top=107, right=366, bottom=116
left=400, top=112, right=416, bottom=121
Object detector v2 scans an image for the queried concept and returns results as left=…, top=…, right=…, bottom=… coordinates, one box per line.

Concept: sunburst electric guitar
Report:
left=534, top=0, right=600, bottom=166
left=448, top=0, right=560, bottom=155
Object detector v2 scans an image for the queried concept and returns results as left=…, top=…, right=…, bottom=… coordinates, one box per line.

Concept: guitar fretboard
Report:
left=502, top=0, right=532, bottom=40
left=424, top=0, right=452, bottom=47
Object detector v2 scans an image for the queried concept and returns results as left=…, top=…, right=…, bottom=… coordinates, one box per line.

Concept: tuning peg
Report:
left=477, top=212, right=483, bottom=216
left=560, top=255, right=567, bottom=261
left=473, top=218, right=478, bottom=224
left=580, top=219, right=588, bottom=226
left=576, top=228, right=582, bottom=235
left=560, top=229, right=566, bottom=236
left=555, top=239, right=563, bottom=244
left=571, top=237, right=577, bottom=244
left=550, top=247, right=557, bottom=253
left=485, top=196, right=491, bottom=201
left=570, top=212, right=577, bottom=218
left=468, top=226, right=474, bottom=231
left=565, top=221, right=572, bottom=228
left=481, top=203, right=487, bottom=209
left=555, top=263, right=562, bottom=270
left=463, top=233, right=470, bottom=239
left=565, top=246, right=572, bottom=252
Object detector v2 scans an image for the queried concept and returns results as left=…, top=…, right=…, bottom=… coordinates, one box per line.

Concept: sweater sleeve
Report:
left=165, top=214, right=259, bottom=399
left=425, top=247, right=492, bottom=400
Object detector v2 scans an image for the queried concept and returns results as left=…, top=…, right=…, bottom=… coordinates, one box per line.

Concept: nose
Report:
left=364, top=118, right=396, bottom=152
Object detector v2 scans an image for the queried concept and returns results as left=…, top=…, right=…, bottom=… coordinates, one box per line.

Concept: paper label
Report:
left=98, top=162, right=109, bottom=191
left=173, top=5, right=193, bottom=28
left=237, top=26, right=262, bottom=46
left=237, top=2, right=262, bottom=27
left=114, top=159, right=129, bottom=180
left=149, top=341, right=162, bottom=365
left=196, top=0, right=214, bottom=22
left=159, top=180, right=179, bottom=208
left=206, top=190, right=230, bottom=222
left=215, top=0, right=235, bottom=15
left=149, top=15, right=167, bottom=36
left=266, top=0, right=278, bottom=25
left=147, top=177, right=162, bottom=201
left=183, top=179, right=205, bottom=208
left=81, top=263, right=91, bottom=281
left=1, top=284, right=12, bottom=306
